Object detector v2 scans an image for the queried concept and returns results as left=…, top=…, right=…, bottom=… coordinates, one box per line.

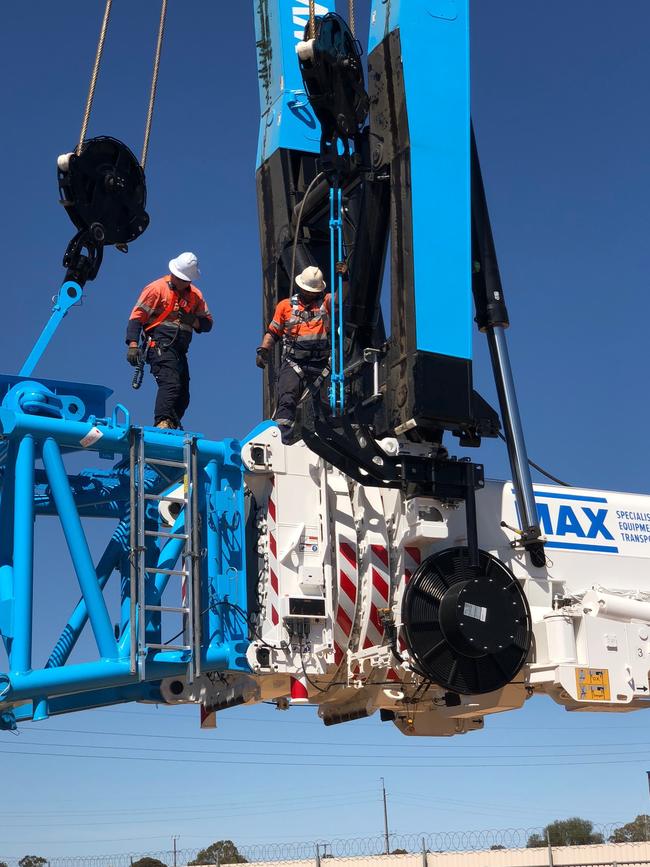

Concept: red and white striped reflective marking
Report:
left=362, top=544, right=390, bottom=650
left=266, top=477, right=280, bottom=627
left=290, top=675, right=309, bottom=703
left=333, top=537, right=358, bottom=666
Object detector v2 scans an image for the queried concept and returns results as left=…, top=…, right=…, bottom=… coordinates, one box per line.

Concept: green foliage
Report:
left=609, top=815, right=650, bottom=843
left=190, top=841, right=248, bottom=865
left=131, top=859, right=167, bottom=867
left=19, top=857, right=47, bottom=867
left=527, top=818, right=604, bottom=848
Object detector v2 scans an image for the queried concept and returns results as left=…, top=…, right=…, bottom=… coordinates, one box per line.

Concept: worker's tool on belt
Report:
left=131, top=336, right=152, bottom=390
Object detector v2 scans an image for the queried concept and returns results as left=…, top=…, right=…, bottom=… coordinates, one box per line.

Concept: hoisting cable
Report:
left=77, top=0, right=113, bottom=155
left=309, top=0, right=316, bottom=39
left=290, top=171, right=325, bottom=291
left=348, top=0, right=356, bottom=37
left=141, top=0, right=169, bottom=170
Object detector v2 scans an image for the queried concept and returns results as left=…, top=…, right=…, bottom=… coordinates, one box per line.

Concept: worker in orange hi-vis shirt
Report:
left=126, top=252, right=212, bottom=429
left=257, top=265, right=342, bottom=444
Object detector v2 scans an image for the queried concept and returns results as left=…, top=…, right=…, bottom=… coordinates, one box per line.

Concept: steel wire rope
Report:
left=349, top=0, right=356, bottom=36
left=77, top=0, right=113, bottom=154
left=309, top=0, right=316, bottom=38
left=290, top=171, right=326, bottom=296
left=141, top=0, right=169, bottom=169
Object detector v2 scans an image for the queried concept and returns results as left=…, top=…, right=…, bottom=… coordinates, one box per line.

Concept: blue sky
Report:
left=1, top=0, right=650, bottom=861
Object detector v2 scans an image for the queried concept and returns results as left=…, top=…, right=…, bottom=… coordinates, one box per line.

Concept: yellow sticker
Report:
left=575, top=668, right=611, bottom=701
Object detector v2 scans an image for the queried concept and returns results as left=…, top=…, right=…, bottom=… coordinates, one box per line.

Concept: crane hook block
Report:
left=298, top=13, right=368, bottom=172
left=58, top=136, right=149, bottom=248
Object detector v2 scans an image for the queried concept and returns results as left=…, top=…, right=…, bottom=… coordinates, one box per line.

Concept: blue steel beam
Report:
left=254, top=0, right=334, bottom=167
left=11, top=435, right=35, bottom=673
left=41, top=437, right=119, bottom=660
left=46, top=519, right=129, bottom=669
left=20, top=282, right=84, bottom=377
left=0, top=442, right=17, bottom=654
left=369, top=0, right=472, bottom=361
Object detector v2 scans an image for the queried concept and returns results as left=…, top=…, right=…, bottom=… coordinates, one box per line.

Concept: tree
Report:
left=190, top=841, right=248, bottom=865
left=527, top=818, right=604, bottom=848
left=610, top=815, right=650, bottom=843
left=19, top=857, right=47, bottom=867
left=132, top=859, right=167, bottom=867
left=490, top=845, right=506, bottom=851
left=0, top=860, right=9, bottom=867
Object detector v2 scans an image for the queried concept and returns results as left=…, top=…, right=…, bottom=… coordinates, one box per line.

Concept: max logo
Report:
left=537, top=503, right=614, bottom=541
left=525, top=491, right=620, bottom=554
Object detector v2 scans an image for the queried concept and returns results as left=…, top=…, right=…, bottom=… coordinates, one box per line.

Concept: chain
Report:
left=309, top=0, right=316, bottom=38
left=348, top=0, right=356, bottom=36
left=141, top=0, right=169, bottom=169
left=77, top=0, right=113, bottom=155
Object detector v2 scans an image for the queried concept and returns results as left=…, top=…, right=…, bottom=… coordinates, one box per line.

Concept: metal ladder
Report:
left=129, top=429, right=201, bottom=683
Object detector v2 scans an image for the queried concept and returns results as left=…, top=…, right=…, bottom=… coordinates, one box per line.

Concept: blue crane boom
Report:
left=1, top=1, right=648, bottom=738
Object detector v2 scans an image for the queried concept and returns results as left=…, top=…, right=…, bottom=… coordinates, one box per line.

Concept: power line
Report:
left=6, top=736, right=650, bottom=762
left=2, top=794, right=372, bottom=830
left=3, top=744, right=650, bottom=769
left=14, top=724, right=650, bottom=751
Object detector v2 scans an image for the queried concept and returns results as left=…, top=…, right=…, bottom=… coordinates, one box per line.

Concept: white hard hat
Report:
left=295, top=265, right=326, bottom=294
left=169, top=252, right=200, bottom=283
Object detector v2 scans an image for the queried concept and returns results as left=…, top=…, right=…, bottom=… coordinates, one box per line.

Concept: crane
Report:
left=0, top=0, right=648, bottom=739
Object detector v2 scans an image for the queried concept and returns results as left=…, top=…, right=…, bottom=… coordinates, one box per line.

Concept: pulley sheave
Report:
left=402, top=547, right=531, bottom=695
left=58, top=136, right=149, bottom=247
left=298, top=13, right=369, bottom=163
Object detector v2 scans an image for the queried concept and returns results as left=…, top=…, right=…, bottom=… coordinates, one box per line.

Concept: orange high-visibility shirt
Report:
left=268, top=293, right=332, bottom=350
left=129, top=276, right=212, bottom=332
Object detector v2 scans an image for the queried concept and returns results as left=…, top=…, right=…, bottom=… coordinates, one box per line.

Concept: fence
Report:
left=3, top=828, right=650, bottom=867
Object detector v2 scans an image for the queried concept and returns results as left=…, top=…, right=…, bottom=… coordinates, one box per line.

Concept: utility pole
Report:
left=172, top=835, right=180, bottom=867
left=381, top=777, right=390, bottom=855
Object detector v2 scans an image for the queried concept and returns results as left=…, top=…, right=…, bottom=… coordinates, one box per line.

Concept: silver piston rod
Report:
left=471, top=127, right=543, bottom=564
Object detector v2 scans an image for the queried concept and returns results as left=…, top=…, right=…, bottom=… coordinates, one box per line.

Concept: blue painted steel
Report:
left=336, top=186, right=344, bottom=413
left=329, top=187, right=337, bottom=412
left=42, top=436, right=119, bottom=660
left=0, top=658, right=186, bottom=703
left=11, top=435, right=35, bottom=673
left=47, top=519, right=128, bottom=668
left=0, top=375, right=111, bottom=421
left=20, top=281, right=84, bottom=377
left=203, top=458, right=249, bottom=670
left=0, top=442, right=16, bottom=652
left=0, top=369, right=250, bottom=720
left=254, top=0, right=335, bottom=167
left=0, top=407, right=227, bottom=464
left=369, top=0, right=472, bottom=361
left=328, top=186, right=345, bottom=414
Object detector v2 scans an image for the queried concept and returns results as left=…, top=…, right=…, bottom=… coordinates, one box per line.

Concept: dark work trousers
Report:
left=275, top=357, right=328, bottom=444
left=148, top=344, right=190, bottom=426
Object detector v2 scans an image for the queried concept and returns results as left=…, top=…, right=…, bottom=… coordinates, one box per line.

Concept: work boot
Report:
left=155, top=419, right=175, bottom=430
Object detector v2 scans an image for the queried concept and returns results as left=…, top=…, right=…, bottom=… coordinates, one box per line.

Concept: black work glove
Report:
left=335, top=260, right=349, bottom=280
left=256, top=346, right=269, bottom=369
left=126, top=344, right=140, bottom=367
